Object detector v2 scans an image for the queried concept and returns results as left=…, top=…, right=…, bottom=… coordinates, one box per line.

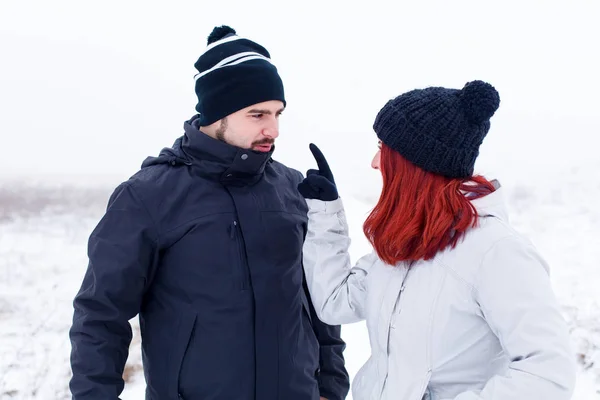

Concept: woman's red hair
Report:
left=363, top=144, right=495, bottom=265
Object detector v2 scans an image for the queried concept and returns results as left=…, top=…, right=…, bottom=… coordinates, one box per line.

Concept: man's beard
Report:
left=215, top=118, right=228, bottom=142
left=215, top=118, right=275, bottom=149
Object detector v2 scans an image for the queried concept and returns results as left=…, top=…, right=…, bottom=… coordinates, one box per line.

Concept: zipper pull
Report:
left=230, top=221, right=237, bottom=239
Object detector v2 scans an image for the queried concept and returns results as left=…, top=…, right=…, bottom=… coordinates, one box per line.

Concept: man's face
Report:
left=204, top=100, right=284, bottom=152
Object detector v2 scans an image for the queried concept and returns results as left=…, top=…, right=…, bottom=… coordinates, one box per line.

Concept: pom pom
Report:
left=207, top=25, right=236, bottom=45
left=460, top=80, right=500, bottom=124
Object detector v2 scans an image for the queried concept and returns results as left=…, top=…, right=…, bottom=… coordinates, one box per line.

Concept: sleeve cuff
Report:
left=306, top=197, right=345, bottom=214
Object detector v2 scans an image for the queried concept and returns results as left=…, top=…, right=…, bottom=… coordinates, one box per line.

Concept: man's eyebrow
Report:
left=247, top=108, right=285, bottom=114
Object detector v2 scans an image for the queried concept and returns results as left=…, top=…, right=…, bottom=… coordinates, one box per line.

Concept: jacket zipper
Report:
left=230, top=220, right=249, bottom=290
left=376, top=264, right=415, bottom=399
left=390, top=266, right=412, bottom=329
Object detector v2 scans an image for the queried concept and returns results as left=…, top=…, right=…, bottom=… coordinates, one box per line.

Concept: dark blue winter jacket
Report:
left=69, top=116, right=349, bottom=400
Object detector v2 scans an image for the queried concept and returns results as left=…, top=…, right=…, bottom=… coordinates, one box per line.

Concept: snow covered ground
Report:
left=1, top=169, right=599, bottom=399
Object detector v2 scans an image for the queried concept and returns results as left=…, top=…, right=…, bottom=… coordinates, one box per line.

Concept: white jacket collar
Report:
left=470, top=180, right=509, bottom=221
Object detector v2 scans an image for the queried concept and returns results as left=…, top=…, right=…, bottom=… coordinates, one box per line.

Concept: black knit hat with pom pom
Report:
left=193, top=25, right=285, bottom=125
left=373, top=80, right=500, bottom=178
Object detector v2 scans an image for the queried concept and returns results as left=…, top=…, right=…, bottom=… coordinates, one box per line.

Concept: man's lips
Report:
left=252, top=143, right=273, bottom=152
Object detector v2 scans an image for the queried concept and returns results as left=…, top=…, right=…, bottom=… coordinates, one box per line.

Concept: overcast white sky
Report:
left=1, top=0, right=598, bottom=194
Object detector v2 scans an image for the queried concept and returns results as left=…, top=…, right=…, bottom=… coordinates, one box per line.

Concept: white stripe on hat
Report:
left=199, top=35, right=244, bottom=56
left=204, top=51, right=264, bottom=72
left=194, top=52, right=273, bottom=81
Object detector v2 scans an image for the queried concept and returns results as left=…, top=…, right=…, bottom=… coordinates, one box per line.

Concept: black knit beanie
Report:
left=373, top=80, right=500, bottom=178
left=194, top=26, right=286, bottom=126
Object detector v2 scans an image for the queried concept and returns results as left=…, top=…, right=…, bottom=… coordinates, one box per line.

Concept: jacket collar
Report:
left=471, top=180, right=509, bottom=221
left=181, top=115, right=273, bottom=185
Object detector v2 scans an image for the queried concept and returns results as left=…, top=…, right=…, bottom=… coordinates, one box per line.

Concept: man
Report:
left=69, top=25, right=349, bottom=400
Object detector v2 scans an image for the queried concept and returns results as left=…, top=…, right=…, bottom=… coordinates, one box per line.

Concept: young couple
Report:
left=69, top=25, right=576, bottom=400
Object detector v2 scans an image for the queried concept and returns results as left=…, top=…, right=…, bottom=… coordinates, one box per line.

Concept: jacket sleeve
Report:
left=453, top=235, right=576, bottom=400
left=302, top=277, right=350, bottom=400
left=69, top=182, right=159, bottom=399
left=302, top=197, right=377, bottom=325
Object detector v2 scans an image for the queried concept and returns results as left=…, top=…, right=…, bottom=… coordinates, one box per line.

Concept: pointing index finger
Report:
left=309, top=143, right=330, bottom=175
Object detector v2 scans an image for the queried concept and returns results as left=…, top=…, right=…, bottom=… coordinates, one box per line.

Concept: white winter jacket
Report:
left=302, top=187, right=576, bottom=400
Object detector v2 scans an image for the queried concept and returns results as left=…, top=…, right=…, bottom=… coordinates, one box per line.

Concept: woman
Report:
left=297, top=81, right=576, bottom=400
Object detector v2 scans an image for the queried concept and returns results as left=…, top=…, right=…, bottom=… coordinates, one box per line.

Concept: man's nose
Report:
left=263, top=118, right=279, bottom=139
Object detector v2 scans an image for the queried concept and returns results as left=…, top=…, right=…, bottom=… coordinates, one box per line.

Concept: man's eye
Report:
left=251, top=114, right=263, bottom=119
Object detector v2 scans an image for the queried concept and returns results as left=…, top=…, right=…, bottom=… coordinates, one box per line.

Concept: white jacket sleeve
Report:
left=302, top=197, right=377, bottom=325
left=453, top=235, right=576, bottom=400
